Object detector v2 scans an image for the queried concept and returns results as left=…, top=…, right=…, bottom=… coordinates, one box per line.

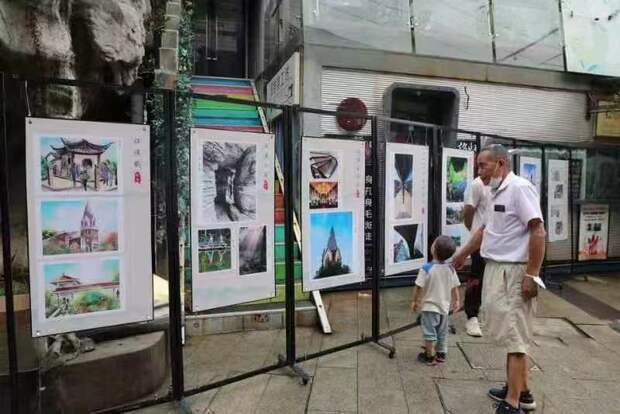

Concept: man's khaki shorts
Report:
left=480, top=261, right=536, bottom=354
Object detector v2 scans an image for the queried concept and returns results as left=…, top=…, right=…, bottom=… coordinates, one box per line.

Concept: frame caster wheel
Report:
left=389, top=350, right=396, bottom=359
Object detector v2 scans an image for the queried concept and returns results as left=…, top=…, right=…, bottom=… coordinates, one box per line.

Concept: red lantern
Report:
left=336, top=97, right=368, bottom=132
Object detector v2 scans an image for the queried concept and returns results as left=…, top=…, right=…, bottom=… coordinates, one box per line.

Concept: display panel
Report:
left=26, top=118, right=152, bottom=336
left=191, top=128, right=275, bottom=311
left=441, top=149, right=474, bottom=248
left=385, top=143, right=429, bottom=275
left=578, top=204, right=609, bottom=261
left=547, top=159, right=569, bottom=242
left=301, top=138, right=365, bottom=291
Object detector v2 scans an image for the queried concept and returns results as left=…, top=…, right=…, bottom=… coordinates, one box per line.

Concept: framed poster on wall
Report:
left=547, top=159, right=569, bottom=242
left=385, top=143, right=429, bottom=276
left=190, top=128, right=275, bottom=311
left=519, top=156, right=542, bottom=197
left=301, top=137, right=366, bottom=291
left=578, top=204, right=609, bottom=261
left=441, top=148, right=474, bottom=249
left=26, top=118, right=152, bottom=337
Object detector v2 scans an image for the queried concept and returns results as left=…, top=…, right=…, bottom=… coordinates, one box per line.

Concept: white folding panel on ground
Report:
left=547, top=159, right=569, bottom=242
left=519, top=156, right=542, bottom=197
left=441, top=148, right=474, bottom=249
left=190, top=128, right=275, bottom=311
left=385, top=143, right=429, bottom=276
left=301, top=137, right=365, bottom=291
left=578, top=204, right=609, bottom=261
left=25, top=117, right=152, bottom=337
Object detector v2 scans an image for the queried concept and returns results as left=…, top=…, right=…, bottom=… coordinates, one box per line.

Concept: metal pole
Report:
left=282, top=106, right=296, bottom=364
left=165, top=90, right=184, bottom=400
left=0, top=73, right=19, bottom=414
left=371, top=116, right=380, bottom=340
left=569, top=148, right=575, bottom=277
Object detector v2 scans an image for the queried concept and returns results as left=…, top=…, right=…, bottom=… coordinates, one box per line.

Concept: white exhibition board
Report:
left=26, top=118, right=152, bottom=337
left=301, top=137, right=365, bottom=291
left=578, top=204, right=609, bottom=261
left=441, top=148, right=474, bottom=249
left=519, top=156, right=542, bottom=197
left=385, top=143, right=429, bottom=276
left=190, top=128, right=275, bottom=311
left=547, top=159, right=569, bottom=242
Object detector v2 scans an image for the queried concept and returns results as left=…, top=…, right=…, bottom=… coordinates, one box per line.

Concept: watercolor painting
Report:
left=239, top=225, right=267, bottom=275
left=446, top=156, right=468, bottom=202
left=40, top=136, right=119, bottom=192
left=393, top=153, right=413, bottom=219
left=198, top=228, right=232, bottom=273
left=201, top=141, right=257, bottom=223
left=41, top=199, right=119, bottom=256
left=310, top=212, right=354, bottom=279
left=44, top=259, right=121, bottom=319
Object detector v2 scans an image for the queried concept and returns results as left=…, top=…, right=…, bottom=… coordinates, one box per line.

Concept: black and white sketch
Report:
left=201, top=141, right=257, bottom=223
left=309, top=151, right=339, bottom=179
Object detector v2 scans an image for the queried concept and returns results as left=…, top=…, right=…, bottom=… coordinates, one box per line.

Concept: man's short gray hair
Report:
left=481, top=143, right=509, bottom=161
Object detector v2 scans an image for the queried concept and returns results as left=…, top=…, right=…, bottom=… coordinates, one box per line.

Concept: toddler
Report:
left=411, top=235, right=461, bottom=364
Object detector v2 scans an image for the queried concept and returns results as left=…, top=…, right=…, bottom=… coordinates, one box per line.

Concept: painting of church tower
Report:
left=41, top=199, right=119, bottom=256
left=311, top=211, right=354, bottom=279
left=321, top=227, right=343, bottom=269
left=80, top=202, right=99, bottom=252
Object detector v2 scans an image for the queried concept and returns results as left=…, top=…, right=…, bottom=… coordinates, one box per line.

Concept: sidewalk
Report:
left=132, top=276, right=620, bottom=414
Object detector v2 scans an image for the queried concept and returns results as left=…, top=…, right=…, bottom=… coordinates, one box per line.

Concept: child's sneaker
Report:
left=417, top=352, right=437, bottom=365
left=436, top=352, right=447, bottom=363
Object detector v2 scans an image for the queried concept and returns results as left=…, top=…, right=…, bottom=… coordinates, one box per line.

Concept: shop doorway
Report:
left=193, top=0, right=247, bottom=78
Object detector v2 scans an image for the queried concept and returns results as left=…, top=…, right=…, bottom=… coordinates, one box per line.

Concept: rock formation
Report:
left=0, top=0, right=152, bottom=117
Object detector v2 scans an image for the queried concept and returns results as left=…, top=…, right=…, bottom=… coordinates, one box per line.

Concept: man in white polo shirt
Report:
left=453, top=144, right=545, bottom=414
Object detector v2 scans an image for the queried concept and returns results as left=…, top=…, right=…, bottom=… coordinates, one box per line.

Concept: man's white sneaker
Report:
left=466, top=317, right=483, bottom=337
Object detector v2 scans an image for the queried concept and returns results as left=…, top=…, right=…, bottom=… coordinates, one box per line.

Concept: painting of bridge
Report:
left=198, top=228, right=232, bottom=273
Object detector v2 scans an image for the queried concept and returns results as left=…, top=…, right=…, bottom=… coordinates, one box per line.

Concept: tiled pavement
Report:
left=131, top=280, right=620, bottom=414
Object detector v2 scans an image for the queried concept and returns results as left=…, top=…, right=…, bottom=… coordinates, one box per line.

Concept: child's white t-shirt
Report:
left=415, top=262, right=461, bottom=315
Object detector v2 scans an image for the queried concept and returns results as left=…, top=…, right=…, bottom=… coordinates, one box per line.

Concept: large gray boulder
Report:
left=0, top=0, right=152, bottom=117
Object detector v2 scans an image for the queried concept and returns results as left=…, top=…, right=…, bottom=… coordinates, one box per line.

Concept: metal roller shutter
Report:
left=320, top=68, right=592, bottom=143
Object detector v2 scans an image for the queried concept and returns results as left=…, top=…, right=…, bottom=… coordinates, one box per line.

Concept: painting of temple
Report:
left=44, top=259, right=121, bottom=319
left=40, top=136, right=119, bottom=192
left=42, top=199, right=119, bottom=256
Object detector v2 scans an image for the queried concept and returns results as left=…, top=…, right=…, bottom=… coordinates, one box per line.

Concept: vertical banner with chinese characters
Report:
left=578, top=204, right=609, bottom=261
left=547, top=159, right=569, bottom=242
left=301, top=138, right=366, bottom=291
left=26, top=118, right=152, bottom=337
left=384, top=143, right=429, bottom=276
left=190, top=128, right=275, bottom=311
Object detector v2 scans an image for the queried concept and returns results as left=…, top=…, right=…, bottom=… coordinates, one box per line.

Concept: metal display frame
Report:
left=2, top=73, right=620, bottom=413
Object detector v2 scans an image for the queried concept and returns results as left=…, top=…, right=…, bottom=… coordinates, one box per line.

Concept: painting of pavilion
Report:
left=40, top=136, right=119, bottom=192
